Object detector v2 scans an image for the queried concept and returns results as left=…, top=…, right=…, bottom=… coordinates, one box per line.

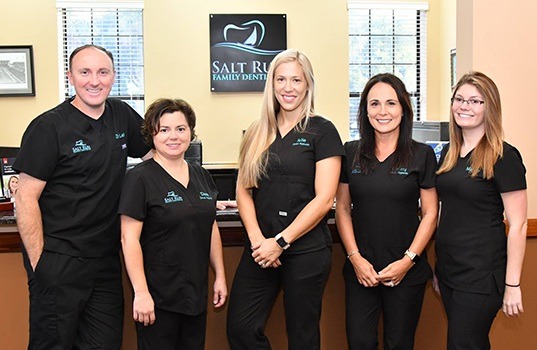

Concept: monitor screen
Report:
left=207, top=168, right=237, bottom=200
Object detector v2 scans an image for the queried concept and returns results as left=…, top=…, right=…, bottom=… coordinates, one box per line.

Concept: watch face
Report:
left=277, top=237, right=287, bottom=248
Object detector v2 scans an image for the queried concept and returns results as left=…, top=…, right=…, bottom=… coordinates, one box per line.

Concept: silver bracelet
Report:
left=346, top=250, right=359, bottom=259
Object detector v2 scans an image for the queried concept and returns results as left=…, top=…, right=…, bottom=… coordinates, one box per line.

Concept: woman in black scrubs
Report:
left=435, top=71, right=527, bottom=349
left=119, top=98, right=227, bottom=349
left=226, top=49, right=344, bottom=350
left=336, top=73, right=438, bottom=349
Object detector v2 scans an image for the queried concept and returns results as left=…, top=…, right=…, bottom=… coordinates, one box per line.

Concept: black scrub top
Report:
left=13, top=98, right=150, bottom=257
left=250, top=116, right=344, bottom=254
left=340, top=140, right=436, bottom=286
left=436, top=142, right=526, bottom=294
left=119, top=159, right=218, bottom=315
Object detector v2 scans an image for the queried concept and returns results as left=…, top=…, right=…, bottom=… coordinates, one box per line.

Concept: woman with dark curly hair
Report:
left=119, top=98, right=227, bottom=350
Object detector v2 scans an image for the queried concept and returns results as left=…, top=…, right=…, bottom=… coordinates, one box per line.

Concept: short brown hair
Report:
left=69, top=44, right=115, bottom=71
left=142, top=98, right=197, bottom=149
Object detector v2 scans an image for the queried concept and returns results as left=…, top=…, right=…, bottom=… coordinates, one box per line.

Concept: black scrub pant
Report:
left=226, top=247, right=331, bottom=350
left=136, top=308, right=207, bottom=350
left=344, top=273, right=426, bottom=350
left=438, top=279, right=503, bottom=350
left=23, top=250, right=124, bottom=350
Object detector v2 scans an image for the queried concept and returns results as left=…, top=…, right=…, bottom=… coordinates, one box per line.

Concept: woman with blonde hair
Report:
left=226, top=49, right=344, bottom=349
left=435, top=71, right=527, bottom=349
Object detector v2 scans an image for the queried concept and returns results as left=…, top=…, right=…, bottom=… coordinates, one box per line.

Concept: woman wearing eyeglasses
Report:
left=435, top=71, right=527, bottom=349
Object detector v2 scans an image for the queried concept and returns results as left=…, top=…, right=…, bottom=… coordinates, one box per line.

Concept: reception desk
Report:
left=0, top=208, right=341, bottom=252
left=1, top=210, right=535, bottom=252
left=1, top=213, right=537, bottom=349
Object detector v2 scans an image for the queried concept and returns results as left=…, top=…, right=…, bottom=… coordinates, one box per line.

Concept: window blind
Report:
left=57, top=3, right=145, bottom=115
left=348, top=1, right=428, bottom=139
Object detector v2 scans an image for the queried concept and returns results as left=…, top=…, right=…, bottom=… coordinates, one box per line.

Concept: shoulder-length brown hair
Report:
left=142, top=98, right=197, bottom=149
left=437, top=71, right=504, bottom=179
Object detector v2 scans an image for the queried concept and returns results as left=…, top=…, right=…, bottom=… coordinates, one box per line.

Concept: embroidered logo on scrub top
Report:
left=292, top=137, right=310, bottom=147
left=392, top=167, right=409, bottom=175
left=199, top=191, right=213, bottom=200
left=115, top=132, right=126, bottom=139
left=72, top=139, right=92, bottom=154
left=164, top=191, right=184, bottom=204
left=351, top=167, right=362, bottom=174
left=465, top=166, right=473, bottom=173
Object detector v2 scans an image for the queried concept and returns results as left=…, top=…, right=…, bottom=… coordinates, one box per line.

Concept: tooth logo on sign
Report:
left=210, top=14, right=287, bottom=92
left=213, top=20, right=282, bottom=56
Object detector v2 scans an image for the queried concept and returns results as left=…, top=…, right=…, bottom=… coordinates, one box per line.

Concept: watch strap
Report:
left=404, top=249, right=420, bottom=264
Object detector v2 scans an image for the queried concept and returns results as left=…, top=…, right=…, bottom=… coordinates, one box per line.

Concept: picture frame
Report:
left=0, top=45, right=35, bottom=97
left=450, top=48, right=456, bottom=89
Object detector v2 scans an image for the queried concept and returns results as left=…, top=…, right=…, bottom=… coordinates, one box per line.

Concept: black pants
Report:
left=344, top=273, right=426, bottom=350
left=439, top=279, right=502, bottom=350
left=226, top=247, right=331, bottom=350
left=136, top=308, right=207, bottom=350
left=23, top=250, right=124, bottom=350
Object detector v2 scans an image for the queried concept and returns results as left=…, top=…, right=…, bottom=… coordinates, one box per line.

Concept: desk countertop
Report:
left=2, top=211, right=534, bottom=253
left=0, top=210, right=338, bottom=253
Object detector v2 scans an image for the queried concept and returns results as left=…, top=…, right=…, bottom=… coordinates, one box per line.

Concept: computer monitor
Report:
left=185, top=141, right=202, bottom=166
left=207, top=168, right=237, bottom=200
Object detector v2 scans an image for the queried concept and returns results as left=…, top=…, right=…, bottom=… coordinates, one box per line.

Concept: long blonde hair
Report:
left=437, top=71, right=504, bottom=179
left=238, top=49, right=316, bottom=188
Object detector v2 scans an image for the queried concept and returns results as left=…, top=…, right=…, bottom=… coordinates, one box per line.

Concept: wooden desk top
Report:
left=1, top=213, right=535, bottom=254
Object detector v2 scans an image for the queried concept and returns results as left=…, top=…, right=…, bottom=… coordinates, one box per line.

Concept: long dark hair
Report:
left=355, top=73, right=414, bottom=173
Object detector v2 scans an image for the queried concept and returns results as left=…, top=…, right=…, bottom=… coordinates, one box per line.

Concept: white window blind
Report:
left=57, top=2, right=145, bottom=115
left=348, top=1, right=428, bottom=139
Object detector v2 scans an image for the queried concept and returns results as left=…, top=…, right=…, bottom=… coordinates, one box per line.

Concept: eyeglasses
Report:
left=451, top=97, right=485, bottom=107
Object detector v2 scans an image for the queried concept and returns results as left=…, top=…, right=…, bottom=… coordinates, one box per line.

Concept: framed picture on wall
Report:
left=0, top=46, right=35, bottom=97
left=450, top=48, right=456, bottom=89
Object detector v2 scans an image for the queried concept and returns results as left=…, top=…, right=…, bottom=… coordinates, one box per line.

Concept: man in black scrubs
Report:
left=14, top=44, right=151, bottom=349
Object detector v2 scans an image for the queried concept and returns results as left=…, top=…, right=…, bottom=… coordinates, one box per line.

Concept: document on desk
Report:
left=216, top=207, right=239, bottom=216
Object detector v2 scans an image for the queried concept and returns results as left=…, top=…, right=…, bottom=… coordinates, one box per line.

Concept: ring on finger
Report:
left=389, top=281, right=395, bottom=287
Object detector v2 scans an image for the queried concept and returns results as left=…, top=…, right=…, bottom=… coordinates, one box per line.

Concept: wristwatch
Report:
left=275, top=233, right=290, bottom=250
left=404, top=249, right=420, bottom=264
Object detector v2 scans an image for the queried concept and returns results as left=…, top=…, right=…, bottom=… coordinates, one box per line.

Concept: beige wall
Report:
left=0, top=0, right=452, bottom=162
left=457, top=0, right=537, bottom=216
left=0, top=0, right=59, bottom=143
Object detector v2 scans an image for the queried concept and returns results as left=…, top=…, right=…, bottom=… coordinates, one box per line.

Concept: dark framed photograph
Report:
left=450, top=48, right=456, bottom=89
left=0, top=46, right=35, bottom=97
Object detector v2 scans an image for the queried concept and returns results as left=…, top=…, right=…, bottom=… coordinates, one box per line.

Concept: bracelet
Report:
left=505, top=282, right=520, bottom=288
left=347, top=250, right=359, bottom=259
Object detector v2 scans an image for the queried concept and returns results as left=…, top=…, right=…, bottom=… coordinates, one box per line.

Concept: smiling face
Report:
left=273, top=61, right=308, bottom=118
left=366, top=82, right=403, bottom=137
left=8, top=176, right=18, bottom=194
left=452, top=83, right=485, bottom=133
left=153, top=111, right=192, bottom=160
left=67, top=47, right=115, bottom=117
